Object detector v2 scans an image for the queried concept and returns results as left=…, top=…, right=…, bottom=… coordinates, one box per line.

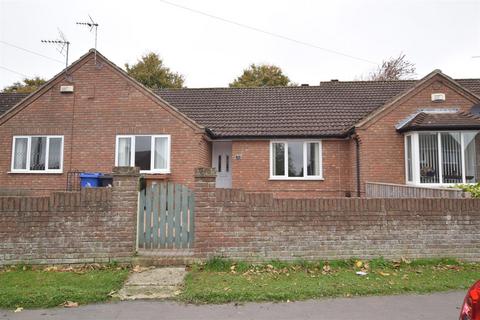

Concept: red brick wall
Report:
left=195, top=168, right=480, bottom=261
left=231, top=139, right=352, bottom=198
left=0, top=167, right=139, bottom=265
left=0, top=53, right=210, bottom=195
left=356, top=76, right=479, bottom=195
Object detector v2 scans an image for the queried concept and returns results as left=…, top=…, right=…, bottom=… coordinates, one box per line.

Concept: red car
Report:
left=460, top=280, right=480, bottom=320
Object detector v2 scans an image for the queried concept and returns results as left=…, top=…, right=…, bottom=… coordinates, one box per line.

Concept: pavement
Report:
left=0, top=291, right=465, bottom=320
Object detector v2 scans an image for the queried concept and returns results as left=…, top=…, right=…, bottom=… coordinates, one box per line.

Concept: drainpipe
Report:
left=354, top=135, right=361, bottom=197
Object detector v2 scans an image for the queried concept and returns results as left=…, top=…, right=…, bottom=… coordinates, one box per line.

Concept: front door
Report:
left=212, top=141, right=232, bottom=188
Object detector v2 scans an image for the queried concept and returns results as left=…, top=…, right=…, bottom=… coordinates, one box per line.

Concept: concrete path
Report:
left=116, top=267, right=186, bottom=300
left=1, top=291, right=465, bottom=320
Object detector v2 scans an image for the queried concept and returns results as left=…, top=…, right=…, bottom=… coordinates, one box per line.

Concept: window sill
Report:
left=140, top=171, right=171, bottom=175
left=269, top=176, right=325, bottom=181
left=8, top=171, right=63, bottom=175
left=407, top=182, right=478, bottom=188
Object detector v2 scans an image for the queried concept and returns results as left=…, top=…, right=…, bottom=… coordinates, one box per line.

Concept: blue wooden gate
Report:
left=137, top=183, right=195, bottom=249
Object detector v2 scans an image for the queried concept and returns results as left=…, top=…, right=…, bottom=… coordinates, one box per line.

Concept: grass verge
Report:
left=180, top=257, right=480, bottom=303
left=0, top=264, right=129, bottom=309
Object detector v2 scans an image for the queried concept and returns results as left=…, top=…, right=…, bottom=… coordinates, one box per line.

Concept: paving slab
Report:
left=116, top=267, right=186, bottom=300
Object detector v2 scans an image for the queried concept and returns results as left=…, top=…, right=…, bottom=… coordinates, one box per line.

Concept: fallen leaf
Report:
left=322, top=264, right=331, bottom=274
left=63, top=301, right=79, bottom=308
left=14, top=307, right=23, bottom=313
left=401, top=257, right=411, bottom=265
left=379, top=272, right=390, bottom=277
left=355, top=260, right=363, bottom=268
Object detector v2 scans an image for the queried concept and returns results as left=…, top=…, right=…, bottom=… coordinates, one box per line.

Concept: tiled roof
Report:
left=398, top=111, right=480, bottom=132
left=2, top=79, right=480, bottom=138
left=156, top=79, right=480, bottom=138
left=0, top=93, right=29, bottom=116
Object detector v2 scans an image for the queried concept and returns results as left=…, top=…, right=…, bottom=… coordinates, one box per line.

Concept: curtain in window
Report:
left=117, top=137, right=131, bottom=166
left=307, top=142, right=320, bottom=176
left=30, top=137, right=46, bottom=170
left=154, top=137, right=168, bottom=170
left=419, top=133, right=439, bottom=183
left=464, top=132, right=480, bottom=183
left=406, top=136, right=413, bottom=182
left=13, top=138, right=28, bottom=170
left=48, top=138, right=62, bottom=170
left=441, top=132, right=463, bottom=183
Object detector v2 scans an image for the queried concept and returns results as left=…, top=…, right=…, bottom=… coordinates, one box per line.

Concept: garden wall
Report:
left=0, top=167, right=139, bottom=265
left=194, top=168, right=480, bottom=261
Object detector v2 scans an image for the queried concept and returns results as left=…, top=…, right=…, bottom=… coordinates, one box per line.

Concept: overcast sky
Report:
left=1, top=0, right=479, bottom=89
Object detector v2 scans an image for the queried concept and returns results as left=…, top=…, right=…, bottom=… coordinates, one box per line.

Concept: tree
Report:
left=2, top=77, right=46, bottom=93
left=125, top=52, right=184, bottom=89
left=230, top=64, right=293, bottom=88
left=368, top=53, right=416, bottom=81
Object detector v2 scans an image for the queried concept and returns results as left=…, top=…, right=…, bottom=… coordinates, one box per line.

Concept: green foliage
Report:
left=2, top=77, right=46, bottom=93
left=229, top=64, right=293, bottom=88
left=455, top=183, right=480, bottom=198
left=0, top=268, right=128, bottom=308
left=125, top=52, right=184, bottom=89
left=181, top=258, right=478, bottom=303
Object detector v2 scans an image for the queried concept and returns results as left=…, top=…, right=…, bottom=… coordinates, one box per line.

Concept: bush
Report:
left=455, top=183, right=480, bottom=198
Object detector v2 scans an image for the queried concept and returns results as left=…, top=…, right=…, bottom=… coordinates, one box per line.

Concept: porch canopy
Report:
left=397, top=111, right=480, bottom=133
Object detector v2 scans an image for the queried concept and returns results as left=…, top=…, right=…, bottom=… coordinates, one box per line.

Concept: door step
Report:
left=134, top=249, right=197, bottom=267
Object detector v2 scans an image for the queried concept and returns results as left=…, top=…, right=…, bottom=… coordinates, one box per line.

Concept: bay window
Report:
left=11, top=136, right=64, bottom=173
left=405, top=131, right=480, bottom=185
left=116, top=135, right=170, bottom=173
left=270, top=141, right=323, bottom=180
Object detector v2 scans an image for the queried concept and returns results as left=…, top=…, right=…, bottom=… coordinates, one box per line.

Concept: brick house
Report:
left=1, top=49, right=480, bottom=197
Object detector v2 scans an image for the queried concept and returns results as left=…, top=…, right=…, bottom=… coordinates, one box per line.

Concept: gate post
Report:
left=194, top=168, right=217, bottom=259
left=112, top=167, right=140, bottom=255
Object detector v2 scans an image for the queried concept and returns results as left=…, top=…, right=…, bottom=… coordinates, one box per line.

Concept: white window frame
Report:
left=115, top=135, right=171, bottom=174
left=405, top=130, right=479, bottom=186
left=269, top=140, right=323, bottom=180
left=10, top=135, right=64, bottom=174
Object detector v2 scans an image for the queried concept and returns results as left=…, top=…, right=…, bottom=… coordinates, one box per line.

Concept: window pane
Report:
left=441, top=132, right=463, bottom=184
left=226, top=155, right=229, bottom=172
left=117, top=137, right=131, bottom=166
left=419, top=133, right=439, bottom=183
left=30, top=137, right=46, bottom=171
left=406, top=136, right=413, bottom=182
left=272, top=143, right=285, bottom=176
left=135, top=136, right=151, bottom=171
left=464, top=132, right=480, bottom=183
left=48, top=138, right=62, bottom=170
left=217, top=155, right=222, bottom=172
left=154, top=137, right=168, bottom=170
left=13, top=138, right=28, bottom=170
left=288, top=141, right=304, bottom=177
left=307, top=142, right=320, bottom=176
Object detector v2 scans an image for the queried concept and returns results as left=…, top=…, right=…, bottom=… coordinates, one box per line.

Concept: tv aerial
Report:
left=41, top=29, right=71, bottom=75
left=76, top=15, right=99, bottom=64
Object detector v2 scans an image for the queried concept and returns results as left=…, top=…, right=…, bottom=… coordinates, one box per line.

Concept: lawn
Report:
left=0, top=265, right=129, bottom=309
left=180, top=257, right=480, bottom=303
